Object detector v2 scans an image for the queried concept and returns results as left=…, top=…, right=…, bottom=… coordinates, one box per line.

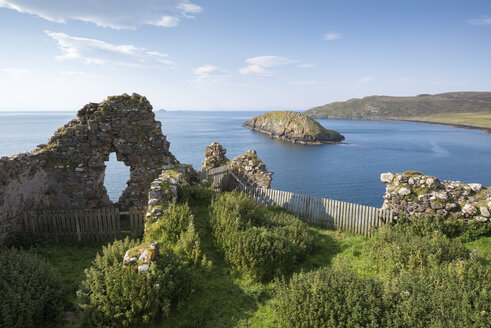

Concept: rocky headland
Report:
left=242, top=111, right=345, bottom=145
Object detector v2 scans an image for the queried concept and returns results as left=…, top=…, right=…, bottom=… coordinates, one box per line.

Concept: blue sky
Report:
left=0, top=0, right=490, bottom=111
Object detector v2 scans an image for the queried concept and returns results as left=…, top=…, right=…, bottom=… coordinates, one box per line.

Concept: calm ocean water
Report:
left=1, top=111, right=491, bottom=207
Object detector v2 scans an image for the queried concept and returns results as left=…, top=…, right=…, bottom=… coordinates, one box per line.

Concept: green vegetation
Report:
left=275, top=267, right=386, bottom=327
left=243, top=111, right=344, bottom=143
left=0, top=248, right=65, bottom=328
left=410, top=111, right=491, bottom=128
left=4, top=189, right=490, bottom=327
left=305, top=92, right=491, bottom=129
left=77, top=238, right=200, bottom=327
left=210, top=191, right=313, bottom=281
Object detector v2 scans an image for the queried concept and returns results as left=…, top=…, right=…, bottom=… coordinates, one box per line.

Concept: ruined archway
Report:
left=0, top=93, right=178, bottom=242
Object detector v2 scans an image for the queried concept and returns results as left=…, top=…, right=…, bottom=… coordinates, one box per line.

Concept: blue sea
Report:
left=1, top=111, right=491, bottom=207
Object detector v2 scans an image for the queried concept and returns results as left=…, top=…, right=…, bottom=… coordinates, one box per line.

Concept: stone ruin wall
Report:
left=381, top=171, right=491, bottom=222
left=0, top=93, right=177, bottom=244
left=201, top=142, right=273, bottom=189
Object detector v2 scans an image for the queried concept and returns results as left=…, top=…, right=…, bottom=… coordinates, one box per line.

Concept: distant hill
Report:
left=305, top=92, right=491, bottom=129
left=242, top=111, right=344, bottom=144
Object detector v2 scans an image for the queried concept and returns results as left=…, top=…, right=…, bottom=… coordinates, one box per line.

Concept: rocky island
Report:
left=242, top=111, right=345, bottom=145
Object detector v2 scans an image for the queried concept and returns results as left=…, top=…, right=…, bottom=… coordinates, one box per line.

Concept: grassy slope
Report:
left=407, top=111, right=491, bottom=128
left=305, top=92, right=491, bottom=129
left=31, top=197, right=490, bottom=327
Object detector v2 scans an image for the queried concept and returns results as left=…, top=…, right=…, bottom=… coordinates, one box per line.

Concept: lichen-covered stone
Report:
left=0, top=93, right=178, bottom=244
left=381, top=171, right=491, bottom=222
left=123, top=241, right=160, bottom=266
left=202, top=142, right=229, bottom=170
left=230, top=150, right=273, bottom=189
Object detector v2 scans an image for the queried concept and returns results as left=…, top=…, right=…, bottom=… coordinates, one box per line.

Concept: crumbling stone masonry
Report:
left=381, top=171, right=491, bottom=222
left=230, top=150, right=273, bottom=189
left=201, top=143, right=273, bottom=189
left=0, top=93, right=177, bottom=244
left=124, top=163, right=200, bottom=272
left=201, top=142, right=229, bottom=170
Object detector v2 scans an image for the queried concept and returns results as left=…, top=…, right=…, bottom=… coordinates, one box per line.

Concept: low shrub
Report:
left=367, top=223, right=470, bottom=278
left=145, top=202, right=204, bottom=265
left=210, top=191, right=313, bottom=281
left=404, top=215, right=490, bottom=242
left=178, top=182, right=214, bottom=202
left=0, top=248, right=64, bottom=328
left=77, top=237, right=197, bottom=327
left=274, top=266, right=386, bottom=328
left=384, top=257, right=490, bottom=327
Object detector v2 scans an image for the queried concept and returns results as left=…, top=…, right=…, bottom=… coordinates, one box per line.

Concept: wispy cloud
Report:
left=1, top=67, right=30, bottom=77
left=467, top=16, right=491, bottom=25
left=0, top=0, right=202, bottom=29
left=356, top=76, right=375, bottom=84
left=193, top=65, right=229, bottom=82
left=45, top=31, right=176, bottom=68
left=323, top=32, right=342, bottom=41
left=239, top=56, right=297, bottom=76
left=299, top=64, right=315, bottom=68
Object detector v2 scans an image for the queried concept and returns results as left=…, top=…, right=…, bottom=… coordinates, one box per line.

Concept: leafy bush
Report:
left=145, top=202, right=204, bottom=265
left=210, top=191, right=313, bottom=281
left=384, top=257, right=490, bottom=327
left=274, top=266, right=386, bottom=328
left=404, top=215, right=490, bottom=242
left=367, top=223, right=470, bottom=278
left=0, top=248, right=64, bottom=328
left=77, top=237, right=197, bottom=327
left=178, top=182, right=214, bottom=202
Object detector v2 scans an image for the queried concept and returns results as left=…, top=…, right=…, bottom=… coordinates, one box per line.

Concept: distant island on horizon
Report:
left=304, top=91, right=491, bottom=133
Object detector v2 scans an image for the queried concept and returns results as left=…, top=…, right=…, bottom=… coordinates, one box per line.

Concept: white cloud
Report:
left=1, top=68, right=30, bottom=77
left=239, top=56, right=297, bottom=76
left=151, top=15, right=180, bottom=27
left=45, top=31, right=176, bottom=68
left=193, top=65, right=228, bottom=82
left=468, top=17, right=491, bottom=25
left=323, top=32, right=342, bottom=41
left=299, top=64, right=315, bottom=68
left=0, top=0, right=202, bottom=29
left=177, top=3, right=202, bottom=18
left=356, top=76, right=375, bottom=84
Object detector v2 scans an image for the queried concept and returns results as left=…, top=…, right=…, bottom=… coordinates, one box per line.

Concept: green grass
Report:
left=28, top=195, right=491, bottom=327
left=408, top=111, right=491, bottom=128
left=149, top=199, right=373, bottom=327
left=33, top=241, right=104, bottom=309
left=464, top=235, right=491, bottom=264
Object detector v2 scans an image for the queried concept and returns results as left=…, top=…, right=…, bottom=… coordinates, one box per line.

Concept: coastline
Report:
left=313, top=117, right=491, bottom=134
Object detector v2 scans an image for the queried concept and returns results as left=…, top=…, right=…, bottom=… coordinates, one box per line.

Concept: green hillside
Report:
left=305, top=92, right=491, bottom=128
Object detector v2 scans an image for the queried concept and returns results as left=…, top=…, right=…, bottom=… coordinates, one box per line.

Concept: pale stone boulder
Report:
left=380, top=172, right=395, bottom=183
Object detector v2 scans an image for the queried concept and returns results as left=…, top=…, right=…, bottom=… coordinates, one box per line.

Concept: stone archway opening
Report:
left=104, top=152, right=131, bottom=203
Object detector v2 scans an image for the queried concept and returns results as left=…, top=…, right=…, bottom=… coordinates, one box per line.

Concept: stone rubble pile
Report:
left=381, top=171, right=491, bottom=222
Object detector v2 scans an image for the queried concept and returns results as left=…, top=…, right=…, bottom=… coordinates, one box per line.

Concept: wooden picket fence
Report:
left=23, top=206, right=146, bottom=242
left=206, top=167, right=394, bottom=236
left=199, top=165, right=236, bottom=191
